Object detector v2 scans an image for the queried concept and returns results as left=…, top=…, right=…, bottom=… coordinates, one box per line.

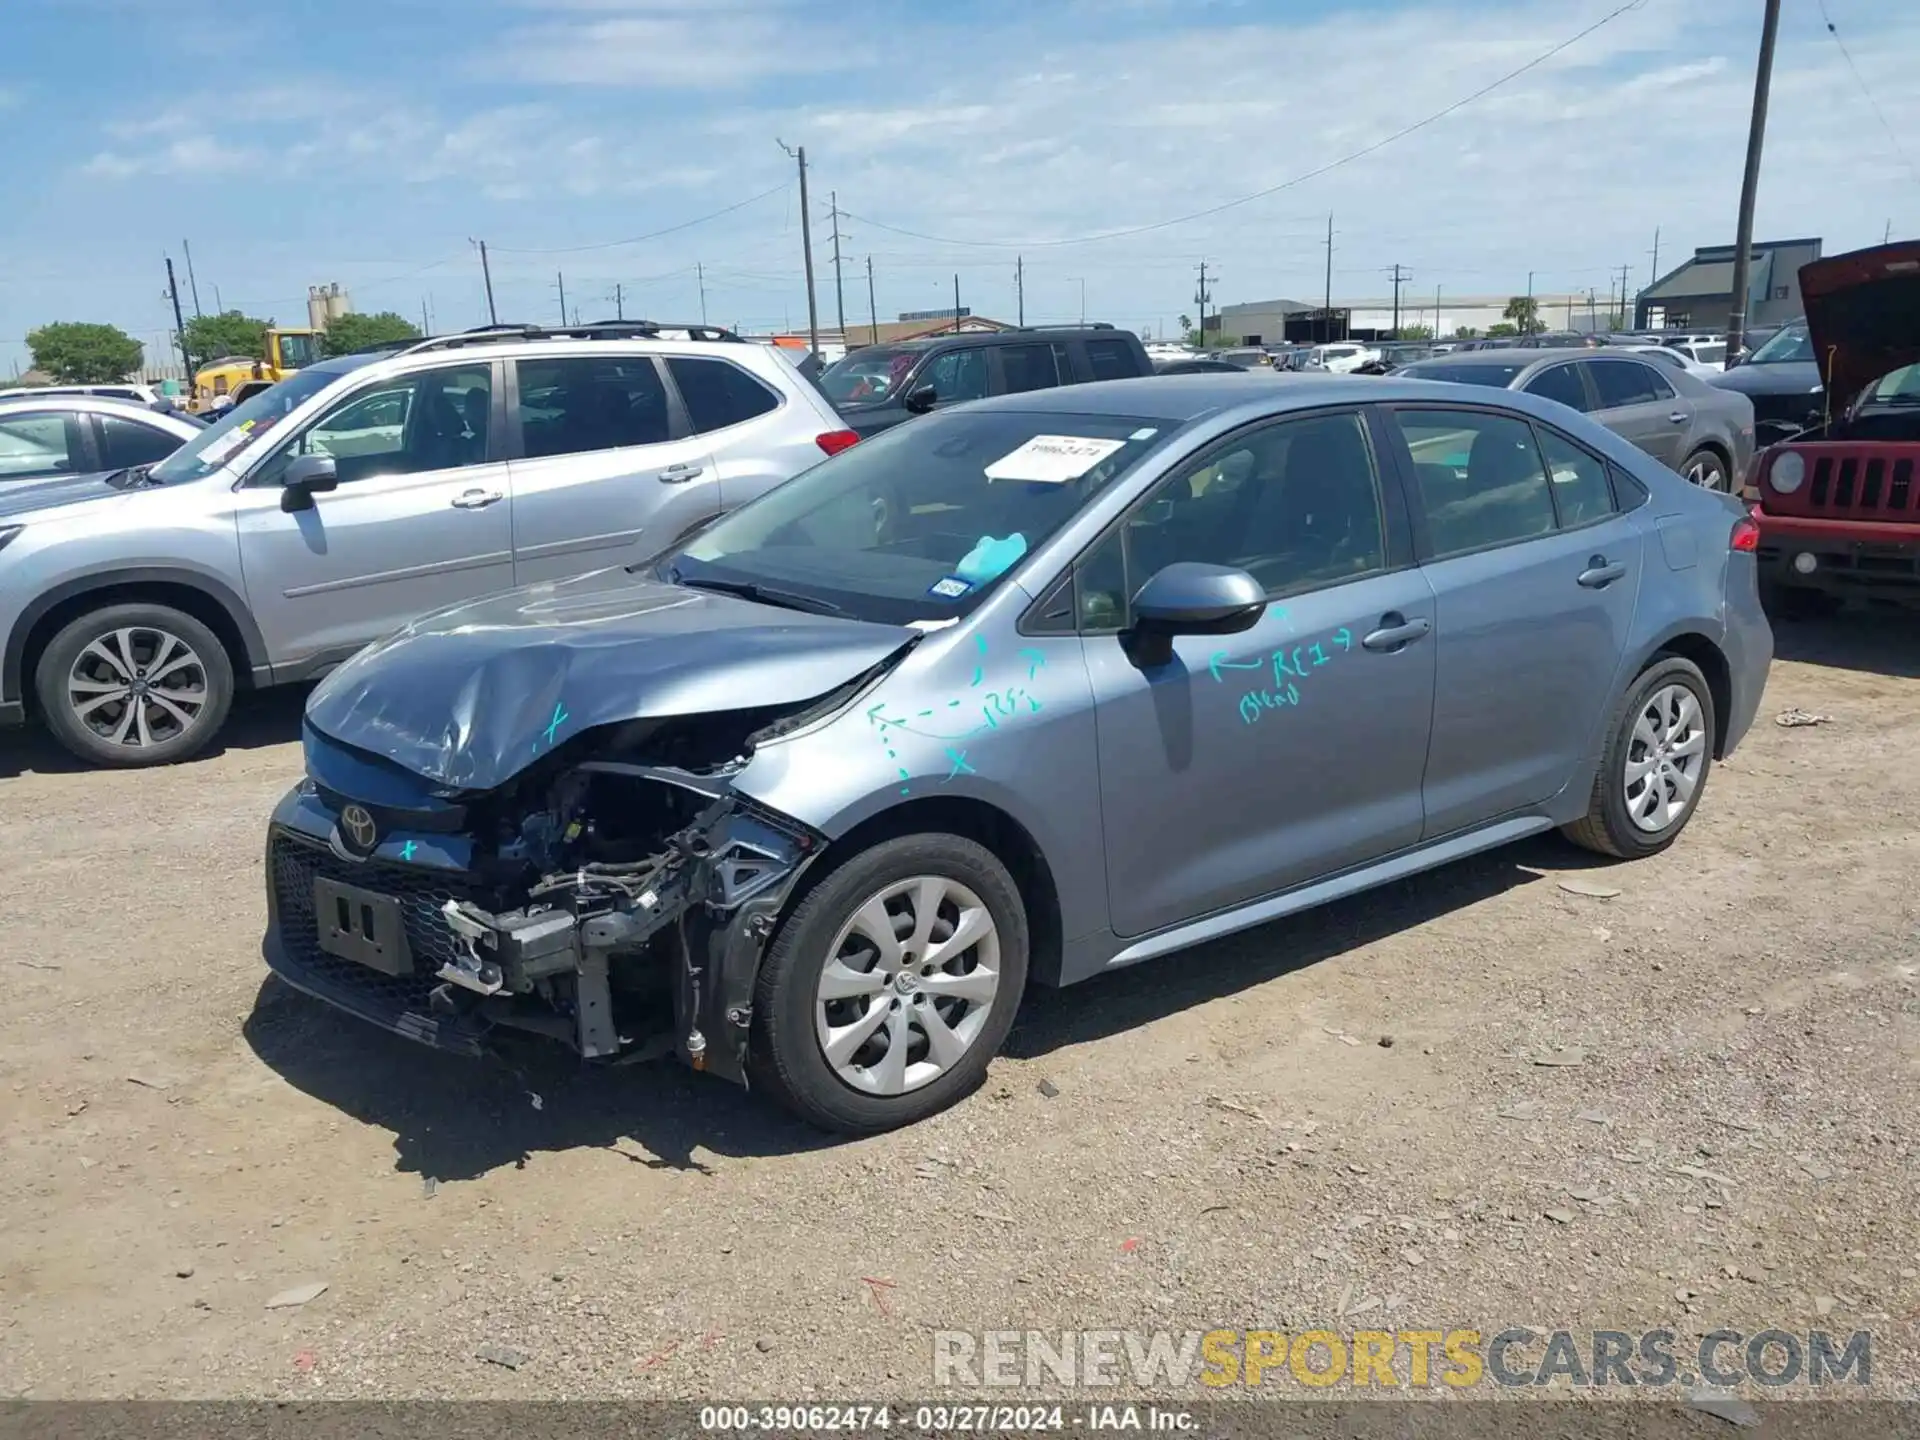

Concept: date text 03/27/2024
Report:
left=697, top=1403, right=1197, bottom=1432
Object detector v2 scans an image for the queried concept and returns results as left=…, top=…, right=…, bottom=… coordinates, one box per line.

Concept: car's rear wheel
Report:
left=34, top=603, right=233, bottom=768
left=1681, top=447, right=1730, bottom=491
left=1563, top=656, right=1715, bottom=860
left=749, top=833, right=1028, bottom=1134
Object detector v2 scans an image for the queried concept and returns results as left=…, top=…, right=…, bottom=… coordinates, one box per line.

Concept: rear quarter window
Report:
left=1085, top=338, right=1142, bottom=381
left=667, top=356, right=781, bottom=433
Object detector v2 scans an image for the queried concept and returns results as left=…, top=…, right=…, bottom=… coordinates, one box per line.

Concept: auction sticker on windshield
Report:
left=985, top=434, right=1126, bottom=484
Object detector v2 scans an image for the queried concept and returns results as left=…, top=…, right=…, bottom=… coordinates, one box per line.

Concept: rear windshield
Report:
left=819, top=347, right=920, bottom=405
left=1400, top=362, right=1524, bottom=388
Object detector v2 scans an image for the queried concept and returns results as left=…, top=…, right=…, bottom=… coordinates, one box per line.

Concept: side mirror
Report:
left=279, top=453, right=339, bottom=512
left=1123, top=562, right=1267, bottom=667
left=904, top=384, right=938, bottom=414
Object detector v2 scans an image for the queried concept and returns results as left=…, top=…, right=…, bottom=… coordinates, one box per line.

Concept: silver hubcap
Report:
left=1684, top=454, right=1725, bottom=489
left=815, top=875, right=1001, bottom=1097
left=1624, top=683, right=1706, bottom=833
left=67, top=627, right=209, bottom=750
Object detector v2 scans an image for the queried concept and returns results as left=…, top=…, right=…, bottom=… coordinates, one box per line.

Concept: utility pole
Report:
left=1885, top=219, right=1894, bottom=245
left=1614, top=264, right=1632, bottom=328
left=1650, top=225, right=1662, bottom=287
left=1589, top=288, right=1598, bottom=330
left=696, top=263, right=708, bottom=325
left=776, top=140, right=819, bottom=354
left=556, top=271, right=567, bottom=325
left=181, top=239, right=203, bottom=317
left=1323, top=215, right=1334, bottom=341
left=1194, top=260, right=1213, bottom=346
left=473, top=239, right=498, bottom=326
left=165, top=256, right=192, bottom=381
left=1525, top=270, right=1536, bottom=334
left=613, top=282, right=624, bottom=321
left=421, top=298, right=431, bottom=335
left=1727, top=0, right=1782, bottom=360
left=866, top=255, right=878, bottom=346
left=826, top=190, right=849, bottom=337
left=1434, top=285, right=1442, bottom=339
left=1015, top=256, right=1024, bottom=327
left=953, top=274, right=962, bottom=333
left=1388, top=263, right=1409, bottom=338
left=1078, top=278, right=1086, bottom=327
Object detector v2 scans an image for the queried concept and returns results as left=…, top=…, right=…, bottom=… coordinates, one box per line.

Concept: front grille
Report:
left=269, top=830, right=472, bottom=1011
left=1768, top=444, right=1920, bottom=523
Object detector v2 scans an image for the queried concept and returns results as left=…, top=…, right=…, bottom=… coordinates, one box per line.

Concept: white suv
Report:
left=0, top=322, right=858, bottom=767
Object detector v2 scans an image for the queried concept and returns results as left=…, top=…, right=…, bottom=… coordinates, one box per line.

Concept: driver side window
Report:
left=1075, top=411, right=1388, bottom=629
left=255, top=365, right=492, bottom=486
left=918, top=348, right=989, bottom=404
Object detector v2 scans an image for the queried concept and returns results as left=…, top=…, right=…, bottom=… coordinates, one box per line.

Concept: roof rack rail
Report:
left=1011, top=321, right=1117, bottom=332
left=399, top=320, right=744, bottom=356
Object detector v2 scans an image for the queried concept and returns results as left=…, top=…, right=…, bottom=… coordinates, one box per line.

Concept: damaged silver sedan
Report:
left=264, top=377, right=1769, bottom=1132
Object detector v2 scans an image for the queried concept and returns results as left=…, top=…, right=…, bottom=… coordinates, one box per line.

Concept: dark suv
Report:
left=818, top=325, right=1154, bottom=437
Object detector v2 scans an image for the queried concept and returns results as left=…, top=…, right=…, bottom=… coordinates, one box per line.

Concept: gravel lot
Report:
left=1, top=613, right=1916, bottom=1403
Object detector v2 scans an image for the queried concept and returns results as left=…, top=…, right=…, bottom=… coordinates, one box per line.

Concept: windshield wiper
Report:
left=672, top=573, right=847, bottom=617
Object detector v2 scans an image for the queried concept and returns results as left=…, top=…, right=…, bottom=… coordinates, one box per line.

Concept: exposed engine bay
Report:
left=414, top=710, right=824, bottom=1084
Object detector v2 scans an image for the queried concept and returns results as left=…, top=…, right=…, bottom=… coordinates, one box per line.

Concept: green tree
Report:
left=321, top=311, right=423, bottom=357
left=1397, top=323, right=1435, bottom=341
left=1487, top=322, right=1520, bottom=338
left=25, top=322, right=143, bottom=384
left=183, top=310, right=270, bottom=365
left=1453, top=325, right=1481, bottom=339
left=1502, top=296, right=1541, bottom=335
left=1177, top=314, right=1193, bottom=335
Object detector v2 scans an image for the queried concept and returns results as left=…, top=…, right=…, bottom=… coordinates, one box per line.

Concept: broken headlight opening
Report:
left=434, top=757, right=816, bottom=1082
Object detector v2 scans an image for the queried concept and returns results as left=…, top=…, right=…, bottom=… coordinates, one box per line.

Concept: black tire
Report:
left=34, top=603, right=234, bottom=768
left=1563, top=655, right=1716, bottom=859
left=1681, top=446, right=1730, bottom=491
left=749, top=832, right=1029, bottom=1134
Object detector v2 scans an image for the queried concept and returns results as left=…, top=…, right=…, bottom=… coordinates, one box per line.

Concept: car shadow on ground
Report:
left=0, top=684, right=310, bottom=780
left=242, top=832, right=1593, bottom=1176
left=1771, top=605, right=1920, bottom=679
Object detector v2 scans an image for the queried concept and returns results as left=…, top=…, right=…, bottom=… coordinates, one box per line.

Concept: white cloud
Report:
left=484, top=0, right=872, bottom=86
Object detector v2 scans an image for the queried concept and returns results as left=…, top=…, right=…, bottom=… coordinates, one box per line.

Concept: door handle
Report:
left=658, top=463, right=705, bottom=484
left=1578, top=555, right=1627, bottom=588
left=1668, top=411, right=1688, bottom=424
left=450, top=488, right=503, bottom=509
left=1360, top=613, right=1431, bottom=652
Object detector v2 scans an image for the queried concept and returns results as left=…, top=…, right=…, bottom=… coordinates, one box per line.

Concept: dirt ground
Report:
left=1, top=612, right=1917, bottom=1404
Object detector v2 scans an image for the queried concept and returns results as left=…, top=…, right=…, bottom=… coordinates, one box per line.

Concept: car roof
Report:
left=0, top=394, right=195, bottom=421
left=853, top=327, right=1132, bottom=355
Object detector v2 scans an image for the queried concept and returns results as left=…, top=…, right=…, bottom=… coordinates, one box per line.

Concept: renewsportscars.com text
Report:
left=932, top=1327, right=1872, bottom=1390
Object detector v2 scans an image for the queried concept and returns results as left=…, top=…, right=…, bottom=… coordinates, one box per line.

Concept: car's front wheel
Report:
left=750, top=833, right=1029, bottom=1134
left=1563, top=656, right=1715, bottom=859
left=34, top=603, right=234, bottom=767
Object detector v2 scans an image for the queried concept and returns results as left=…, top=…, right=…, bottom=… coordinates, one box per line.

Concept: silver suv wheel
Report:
left=67, top=625, right=212, bottom=751
left=814, top=875, right=1002, bottom=1096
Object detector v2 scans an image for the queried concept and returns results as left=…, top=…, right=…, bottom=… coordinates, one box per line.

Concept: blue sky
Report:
left=4, top=0, right=1918, bottom=374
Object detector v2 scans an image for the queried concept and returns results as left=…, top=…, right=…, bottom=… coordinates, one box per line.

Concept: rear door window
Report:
left=515, top=356, right=675, bottom=458
left=1393, top=408, right=1558, bottom=558
left=1085, top=338, right=1139, bottom=381
left=666, top=356, right=780, bottom=434
left=1589, top=358, right=1669, bottom=408
left=996, top=343, right=1061, bottom=394
left=0, top=411, right=83, bottom=479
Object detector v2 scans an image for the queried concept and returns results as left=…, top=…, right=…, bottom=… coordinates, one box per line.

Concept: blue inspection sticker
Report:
left=928, top=575, right=973, bottom=600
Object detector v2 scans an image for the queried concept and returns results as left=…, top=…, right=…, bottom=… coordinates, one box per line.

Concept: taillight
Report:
left=815, top=430, right=860, bottom=456
left=1731, top=512, right=1761, bottom=552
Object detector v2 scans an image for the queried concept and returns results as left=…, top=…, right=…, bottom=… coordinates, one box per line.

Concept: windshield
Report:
left=1746, top=322, right=1812, bottom=364
left=276, top=332, right=322, bottom=369
left=670, top=408, right=1173, bottom=625
left=1861, top=364, right=1920, bottom=407
left=149, top=366, right=341, bottom=483
left=1400, top=361, right=1524, bottom=388
left=818, top=347, right=920, bottom=405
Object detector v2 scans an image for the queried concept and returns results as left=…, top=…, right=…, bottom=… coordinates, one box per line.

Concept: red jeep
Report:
left=1750, top=240, right=1920, bottom=613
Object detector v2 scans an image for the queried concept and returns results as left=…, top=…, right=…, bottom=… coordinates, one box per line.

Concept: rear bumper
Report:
left=1756, top=512, right=1920, bottom=595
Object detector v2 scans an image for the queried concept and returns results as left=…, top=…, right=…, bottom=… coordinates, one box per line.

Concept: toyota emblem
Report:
left=338, top=804, right=379, bottom=856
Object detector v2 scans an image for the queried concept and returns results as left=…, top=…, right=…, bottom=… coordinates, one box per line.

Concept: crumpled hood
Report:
left=0, top=469, right=137, bottom=521
left=304, top=567, right=914, bottom=792
left=1800, top=240, right=1920, bottom=414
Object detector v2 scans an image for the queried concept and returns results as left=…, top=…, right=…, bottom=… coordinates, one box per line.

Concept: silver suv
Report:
left=0, top=322, right=857, bottom=767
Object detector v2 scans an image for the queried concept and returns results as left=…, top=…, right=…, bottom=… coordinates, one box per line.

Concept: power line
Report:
left=1813, top=0, right=1920, bottom=191
left=840, top=0, right=1648, bottom=251
left=486, top=183, right=790, bottom=256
